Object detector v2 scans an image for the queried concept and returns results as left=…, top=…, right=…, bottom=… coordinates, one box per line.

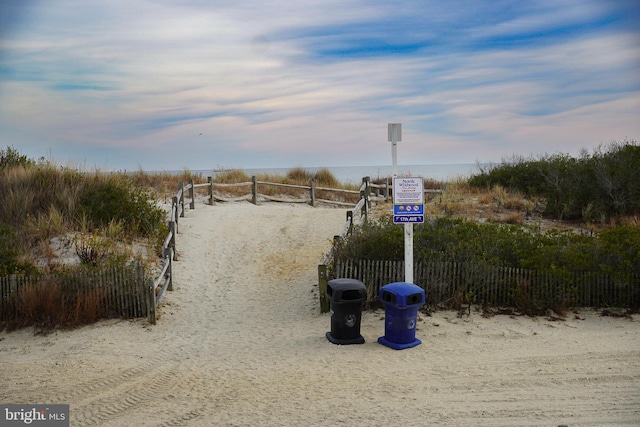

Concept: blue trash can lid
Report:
left=379, top=282, right=425, bottom=307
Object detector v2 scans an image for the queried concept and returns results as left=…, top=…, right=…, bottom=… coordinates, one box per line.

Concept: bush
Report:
left=468, top=140, right=640, bottom=221
left=0, top=149, right=168, bottom=273
left=332, top=217, right=640, bottom=278
left=0, top=146, right=35, bottom=170
left=78, top=173, right=166, bottom=238
left=0, top=222, right=21, bottom=275
left=333, top=216, right=404, bottom=260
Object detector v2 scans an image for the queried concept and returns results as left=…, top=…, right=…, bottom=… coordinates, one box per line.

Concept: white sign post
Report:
left=393, top=176, right=424, bottom=284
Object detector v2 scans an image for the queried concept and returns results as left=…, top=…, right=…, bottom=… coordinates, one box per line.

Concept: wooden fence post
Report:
left=135, top=261, right=145, bottom=317
left=346, top=211, right=353, bottom=234
left=162, top=236, right=175, bottom=280
left=189, top=179, right=195, bottom=209
left=167, top=250, right=173, bottom=292
left=359, top=190, right=368, bottom=221
left=310, top=179, right=316, bottom=206
left=207, top=176, right=214, bottom=205
left=384, top=178, right=390, bottom=202
left=172, top=196, right=179, bottom=232
left=252, top=176, right=258, bottom=205
left=147, top=278, right=156, bottom=325
left=178, top=182, right=185, bottom=217
left=168, top=220, right=177, bottom=261
left=363, top=176, right=371, bottom=210
left=318, top=264, right=329, bottom=313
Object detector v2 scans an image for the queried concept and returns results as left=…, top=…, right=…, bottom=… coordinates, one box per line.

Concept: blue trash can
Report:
left=378, top=282, right=425, bottom=350
left=326, top=279, right=367, bottom=345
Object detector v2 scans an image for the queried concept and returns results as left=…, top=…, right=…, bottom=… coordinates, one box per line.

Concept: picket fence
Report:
left=332, top=259, right=640, bottom=311
left=0, top=263, right=148, bottom=323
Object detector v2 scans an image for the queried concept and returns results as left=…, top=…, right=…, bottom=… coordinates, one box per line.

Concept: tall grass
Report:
left=0, top=157, right=166, bottom=275
left=5, top=277, right=110, bottom=333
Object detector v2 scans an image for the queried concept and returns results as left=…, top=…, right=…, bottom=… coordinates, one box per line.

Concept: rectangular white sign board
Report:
left=388, top=123, right=402, bottom=142
left=393, top=176, right=424, bottom=224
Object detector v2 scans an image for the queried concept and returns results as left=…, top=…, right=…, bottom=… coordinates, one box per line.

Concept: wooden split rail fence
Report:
left=142, top=175, right=390, bottom=322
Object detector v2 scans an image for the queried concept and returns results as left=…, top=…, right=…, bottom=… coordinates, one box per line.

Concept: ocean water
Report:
left=203, top=163, right=483, bottom=185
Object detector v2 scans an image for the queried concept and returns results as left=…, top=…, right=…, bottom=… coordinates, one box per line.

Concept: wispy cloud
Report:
left=0, top=0, right=638, bottom=170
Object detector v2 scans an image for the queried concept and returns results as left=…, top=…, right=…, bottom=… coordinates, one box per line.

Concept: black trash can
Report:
left=326, top=278, right=367, bottom=345
left=377, top=282, right=425, bottom=350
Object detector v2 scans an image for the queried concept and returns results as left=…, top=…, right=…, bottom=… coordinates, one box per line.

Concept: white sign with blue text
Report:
left=393, top=176, right=424, bottom=224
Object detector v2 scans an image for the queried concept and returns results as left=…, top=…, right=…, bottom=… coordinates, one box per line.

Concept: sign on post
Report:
left=393, top=176, right=424, bottom=224
left=392, top=176, right=424, bottom=284
left=388, top=123, right=402, bottom=142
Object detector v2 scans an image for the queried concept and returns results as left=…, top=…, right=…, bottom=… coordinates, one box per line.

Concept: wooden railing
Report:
left=151, top=176, right=388, bottom=320
left=158, top=175, right=391, bottom=315
left=207, top=176, right=383, bottom=206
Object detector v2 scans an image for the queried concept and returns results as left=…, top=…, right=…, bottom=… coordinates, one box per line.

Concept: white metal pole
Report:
left=388, top=123, right=400, bottom=177
left=388, top=123, right=413, bottom=284
left=392, top=141, right=398, bottom=177
left=405, top=222, right=413, bottom=284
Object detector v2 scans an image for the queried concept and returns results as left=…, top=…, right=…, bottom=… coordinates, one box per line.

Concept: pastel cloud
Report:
left=0, top=0, right=638, bottom=170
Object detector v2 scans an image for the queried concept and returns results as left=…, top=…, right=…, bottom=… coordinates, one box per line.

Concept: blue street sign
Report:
left=393, top=215, right=424, bottom=223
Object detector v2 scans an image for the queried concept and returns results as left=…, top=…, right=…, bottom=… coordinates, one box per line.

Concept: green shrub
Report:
left=0, top=146, right=35, bottom=170
left=333, top=216, right=404, bottom=260
left=469, top=140, right=640, bottom=221
left=0, top=222, right=20, bottom=275
left=78, top=173, right=166, bottom=238
left=333, top=217, right=640, bottom=278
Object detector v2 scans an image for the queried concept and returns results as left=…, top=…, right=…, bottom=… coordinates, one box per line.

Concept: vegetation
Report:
left=0, top=152, right=354, bottom=331
left=0, top=148, right=169, bottom=331
left=333, top=216, right=640, bottom=278
left=0, top=146, right=36, bottom=170
left=332, top=141, right=640, bottom=313
left=0, top=159, right=167, bottom=275
left=4, top=142, right=638, bottom=328
left=468, top=140, right=640, bottom=221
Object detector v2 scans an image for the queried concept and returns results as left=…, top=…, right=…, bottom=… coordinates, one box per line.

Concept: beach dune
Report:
left=1, top=202, right=639, bottom=426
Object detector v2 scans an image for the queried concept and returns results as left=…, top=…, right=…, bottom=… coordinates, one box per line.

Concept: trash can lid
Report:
left=379, top=282, right=425, bottom=307
left=327, top=278, right=367, bottom=301
left=380, top=282, right=424, bottom=296
left=328, top=278, right=366, bottom=290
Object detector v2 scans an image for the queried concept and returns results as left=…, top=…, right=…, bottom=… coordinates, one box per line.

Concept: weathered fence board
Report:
left=333, top=259, right=640, bottom=310
left=0, top=263, right=149, bottom=322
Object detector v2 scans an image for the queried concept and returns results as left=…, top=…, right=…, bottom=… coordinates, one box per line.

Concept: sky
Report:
left=0, top=0, right=639, bottom=171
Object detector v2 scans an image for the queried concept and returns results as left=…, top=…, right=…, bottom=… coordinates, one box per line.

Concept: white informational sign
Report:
left=393, top=176, right=425, bottom=224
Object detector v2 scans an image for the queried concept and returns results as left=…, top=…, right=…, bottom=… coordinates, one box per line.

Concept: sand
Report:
left=1, top=201, right=639, bottom=426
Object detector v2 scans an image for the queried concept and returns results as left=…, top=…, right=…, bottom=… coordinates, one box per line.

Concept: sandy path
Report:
left=1, top=202, right=640, bottom=426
